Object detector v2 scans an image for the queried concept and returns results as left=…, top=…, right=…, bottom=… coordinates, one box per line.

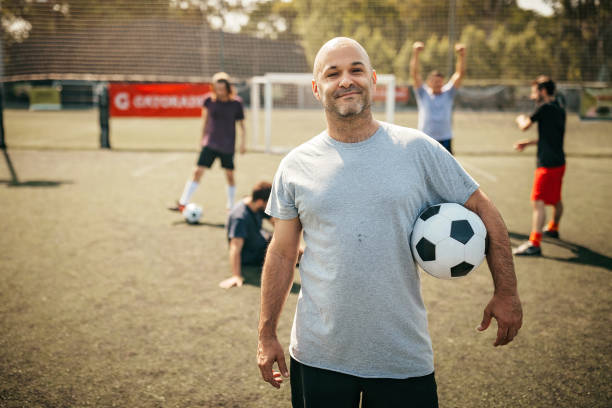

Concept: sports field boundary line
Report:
left=458, top=159, right=498, bottom=182
left=131, top=154, right=182, bottom=177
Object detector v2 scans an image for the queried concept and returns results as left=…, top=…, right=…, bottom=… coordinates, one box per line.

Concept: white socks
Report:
left=226, top=185, right=236, bottom=209
left=179, top=181, right=199, bottom=205
left=179, top=181, right=235, bottom=209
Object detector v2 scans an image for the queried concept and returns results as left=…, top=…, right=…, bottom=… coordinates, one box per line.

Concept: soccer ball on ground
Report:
left=182, top=203, right=202, bottom=224
left=411, top=203, right=487, bottom=279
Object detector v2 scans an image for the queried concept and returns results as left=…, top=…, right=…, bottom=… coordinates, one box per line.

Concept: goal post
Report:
left=250, top=73, right=396, bottom=153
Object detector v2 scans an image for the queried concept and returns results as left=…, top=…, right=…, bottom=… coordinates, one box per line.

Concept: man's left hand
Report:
left=239, top=142, right=247, bottom=155
left=219, top=276, right=244, bottom=289
left=477, top=293, right=523, bottom=346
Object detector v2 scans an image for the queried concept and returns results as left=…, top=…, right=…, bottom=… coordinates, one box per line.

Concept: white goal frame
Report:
left=250, top=72, right=396, bottom=153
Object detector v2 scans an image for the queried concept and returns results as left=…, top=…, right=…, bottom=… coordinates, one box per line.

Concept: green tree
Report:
left=459, top=24, right=500, bottom=79
left=419, top=34, right=449, bottom=77
left=352, top=26, right=395, bottom=73
left=499, top=21, right=555, bottom=80
left=548, top=0, right=612, bottom=81
left=293, top=0, right=405, bottom=73
left=393, top=37, right=415, bottom=81
left=242, top=0, right=299, bottom=39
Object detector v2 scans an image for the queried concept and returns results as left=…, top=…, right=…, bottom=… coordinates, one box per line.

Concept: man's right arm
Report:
left=410, top=41, right=424, bottom=89
left=513, top=114, right=537, bottom=151
left=219, top=238, right=245, bottom=289
left=257, top=216, right=302, bottom=389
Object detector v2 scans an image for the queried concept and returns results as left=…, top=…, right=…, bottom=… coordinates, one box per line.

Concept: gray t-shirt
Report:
left=265, top=122, right=479, bottom=378
left=415, top=83, right=456, bottom=141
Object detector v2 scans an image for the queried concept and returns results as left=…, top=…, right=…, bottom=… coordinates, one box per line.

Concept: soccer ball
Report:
left=182, top=203, right=202, bottom=224
left=410, top=203, right=487, bottom=279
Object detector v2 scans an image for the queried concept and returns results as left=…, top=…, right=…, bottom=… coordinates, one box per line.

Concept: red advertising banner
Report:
left=373, top=85, right=411, bottom=103
left=109, top=83, right=212, bottom=117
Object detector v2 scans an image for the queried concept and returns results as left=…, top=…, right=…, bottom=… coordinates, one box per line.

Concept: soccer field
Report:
left=4, top=108, right=612, bottom=156
left=1, top=110, right=611, bottom=407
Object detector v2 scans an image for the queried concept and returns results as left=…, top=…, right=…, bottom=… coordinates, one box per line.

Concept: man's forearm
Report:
left=229, top=246, right=242, bottom=279
left=466, top=190, right=522, bottom=345
left=410, top=54, right=419, bottom=83
left=456, top=53, right=465, bottom=78
left=258, top=247, right=296, bottom=339
left=451, top=49, right=466, bottom=87
left=480, top=204, right=517, bottom=295
left=486, top=223, right=517, bottom=296
left=466, top=191, right=517, bottom=295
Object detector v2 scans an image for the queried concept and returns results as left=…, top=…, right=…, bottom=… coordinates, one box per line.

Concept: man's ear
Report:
left=312, top=79, right=321, bottom=101
left=372, top=70, right=377, bottom=86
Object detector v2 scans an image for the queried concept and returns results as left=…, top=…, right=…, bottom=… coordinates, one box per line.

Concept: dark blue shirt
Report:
left=227, top=201, right=270, bottom=265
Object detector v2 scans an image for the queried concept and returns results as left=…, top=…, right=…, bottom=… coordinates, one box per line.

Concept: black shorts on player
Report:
left=290, top=358, right=439, bottom=408
left=197, top=146, right=234, bottom=169
left=438, top=138, right=452, bottom=154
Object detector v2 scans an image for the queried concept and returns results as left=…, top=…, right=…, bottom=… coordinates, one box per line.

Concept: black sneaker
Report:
left=543, top=229, right=559, bottom=239
left=513, top=241, right=542, bottom=256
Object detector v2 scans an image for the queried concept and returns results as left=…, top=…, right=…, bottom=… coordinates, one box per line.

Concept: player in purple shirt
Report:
left=170, top=72, right=246, bottom=213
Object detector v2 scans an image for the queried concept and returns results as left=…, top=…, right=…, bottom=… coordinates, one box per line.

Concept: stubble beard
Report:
left=324, top=89, right=371, bottom=119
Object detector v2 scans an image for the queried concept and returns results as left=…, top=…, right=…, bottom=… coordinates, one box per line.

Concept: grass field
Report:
left=1, top=109, right=611, bottom=407
left=5, top=108, right=612, bottom=156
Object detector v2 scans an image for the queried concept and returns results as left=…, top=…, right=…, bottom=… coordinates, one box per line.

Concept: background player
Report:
left=170, top=72, right=246, bottom=212
left=221, top=181, right=304, bottom=289
left=410, top=41, right=466, bottom=154
left=513, top=76, right=566, bottom=256
left=220, top=181, right=273, bottom=289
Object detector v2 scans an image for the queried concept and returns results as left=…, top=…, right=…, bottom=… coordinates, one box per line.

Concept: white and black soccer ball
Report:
left=182, top=203, right=203, bottom=224
left=411, top=203, right=487, bottom=279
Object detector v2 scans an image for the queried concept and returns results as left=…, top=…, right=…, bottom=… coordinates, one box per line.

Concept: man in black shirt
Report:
left=513, top=76, right=566, bottom=256
left=220, top=181, right=273, bottom=289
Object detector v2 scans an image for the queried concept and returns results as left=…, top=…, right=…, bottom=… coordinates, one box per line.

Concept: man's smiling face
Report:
left=312, top=39, right=377, bottom=118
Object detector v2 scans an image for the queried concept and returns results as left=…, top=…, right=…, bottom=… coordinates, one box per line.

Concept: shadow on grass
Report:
left=509, top=231, right=612, bottom=271
left=2, top=149, right=72, bottom=187
left=1, top=179, right=73, bottom=187
left=171, top=220, right=226, bottom=228
left=242, top=265, right=301, bottom=294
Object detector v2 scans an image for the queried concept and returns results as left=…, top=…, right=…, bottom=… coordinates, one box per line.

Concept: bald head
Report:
left=313, top=37, right=372, bottom=78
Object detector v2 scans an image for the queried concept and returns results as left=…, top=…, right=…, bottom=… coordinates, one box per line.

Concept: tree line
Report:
left=246, top=0, right=610, bottom=83
left=2, top=0, right=610, bottom=83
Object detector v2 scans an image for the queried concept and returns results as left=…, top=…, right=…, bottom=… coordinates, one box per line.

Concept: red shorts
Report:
left=531, top=165, right=566, bottom=205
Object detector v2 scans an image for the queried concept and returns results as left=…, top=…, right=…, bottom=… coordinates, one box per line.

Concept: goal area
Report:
left=250, top=73, right=396, bottom=153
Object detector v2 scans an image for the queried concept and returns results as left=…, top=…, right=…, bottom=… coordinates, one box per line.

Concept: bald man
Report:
left=257, top=37, right=522, bottom=408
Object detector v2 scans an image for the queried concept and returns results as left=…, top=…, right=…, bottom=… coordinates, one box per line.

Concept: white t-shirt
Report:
left=266, top=122, right=479, bottom=378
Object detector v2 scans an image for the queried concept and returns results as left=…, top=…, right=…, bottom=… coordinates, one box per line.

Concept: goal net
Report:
left=249, top=73, right=396, bottom=153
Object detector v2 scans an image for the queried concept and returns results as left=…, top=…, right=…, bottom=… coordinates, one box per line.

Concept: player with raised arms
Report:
left=257, top=37, right=522, bottom=407
left=410, top=41, right=466, bottom=154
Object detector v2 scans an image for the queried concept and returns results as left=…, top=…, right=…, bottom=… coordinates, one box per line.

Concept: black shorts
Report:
left=290, top=357, right=438, bottom=408
left=197, top=147, right=234, bottom=169
left=438, top=138, right=452, bottom=155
